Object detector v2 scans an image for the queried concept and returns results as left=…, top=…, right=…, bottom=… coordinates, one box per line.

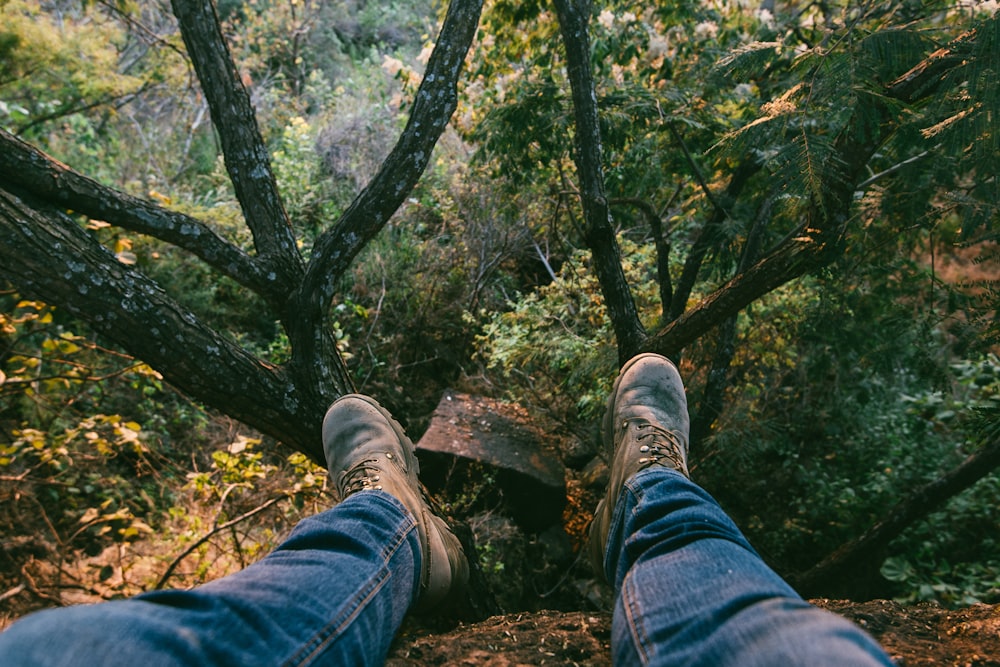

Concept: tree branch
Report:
left=669, top=158, right=760, bottom=321
left=154, top=495, right=286, bottom=590
left=792, top=438, right=1000, bottom=598
left=283, top=0, right=483, bottom=402
left=0, top=191, right=328, bottom=461
left=647, top=230, right=835, bottom=358
left=553, top=0, right=646, bottom=363
left=0, top=128, right=274, bottom=297
left=690, top=195, right=773, bottom=447
left=299, top=0, right=484, bottom=307
left=857, top=151, right=931, bottom=189
left=885, top=31, right=974, bottom=104
left=611, top=196, right=673, bottom=323
left=654, top=24, right=984, bottom=359
left=170, top=0, right=304, bottom=290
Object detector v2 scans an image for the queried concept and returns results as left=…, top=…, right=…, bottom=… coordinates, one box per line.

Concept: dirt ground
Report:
left=386, top=600, right=1000, bottom=666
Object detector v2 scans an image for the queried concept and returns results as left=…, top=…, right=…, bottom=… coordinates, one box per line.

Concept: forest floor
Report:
left=387, top=600, right=1000, bottom=666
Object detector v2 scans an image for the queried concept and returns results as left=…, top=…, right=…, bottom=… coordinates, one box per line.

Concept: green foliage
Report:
left=270, top=115, right=341, bottom=233
left=0, top=295, right=331, bottom=606
left=1, top=299, right=170, bottom=560
left=694, top=269, right=1000, bottom=607
left=477, top=238, right=663, bottom=428
left=0, top=0, right=144, bottom=131
left=877, top=360, right=1000, bottom=606
left=5, top=0, right=1000, bottom=618
left=477, top=234, right=1000, bottom=606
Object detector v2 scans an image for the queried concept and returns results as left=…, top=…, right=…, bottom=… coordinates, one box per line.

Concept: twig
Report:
left=667, top=121, right=730, bottom=220
left=20, top=563, right=63, bottom=604
left=154, top=495, right=286, bottom=590
left=0, top=584, right=25, bottom=603
left=532, top=239, right=559, bottom=283
left=857, top=151, right=931, bottom=189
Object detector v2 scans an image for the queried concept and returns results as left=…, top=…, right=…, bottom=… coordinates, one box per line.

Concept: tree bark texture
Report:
left=170, top=0, right=304, bottom=292
left=0, top=0, right=483, bottom=462
left=552, top=0, right=646, bottom=364
left=0, top=190, right=318, bottom=455
left=791, top=439, right=1000, bottom=599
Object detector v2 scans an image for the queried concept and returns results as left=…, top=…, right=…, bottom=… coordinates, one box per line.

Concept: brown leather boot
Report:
left=323, top=394, right=468, bottom=608
left=588, top=353, right=690, bottom=582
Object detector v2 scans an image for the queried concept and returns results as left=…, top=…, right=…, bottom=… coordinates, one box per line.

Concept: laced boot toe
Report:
left=588, top=354, right=690, bottom=582
left=323, top=394, right=469, bottom=609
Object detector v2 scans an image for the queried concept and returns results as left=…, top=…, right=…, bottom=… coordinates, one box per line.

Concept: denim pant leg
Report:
left=0, top=492, right=419, bottom=667
left=603, top=468, right=894, bottom=666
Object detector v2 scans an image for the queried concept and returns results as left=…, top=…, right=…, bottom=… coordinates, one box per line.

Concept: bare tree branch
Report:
left=0, top=191, right=327, bottom=461
left=0, top=128, right=273, bottom=296
left=170, top=0, right=304, bottom=289
left=792, top=438, right=1000, bottom=598
left=155, top=495, right=286, bottom=590
left=611, top=196, right=674, bottom=323
left=299, top=0, right=485, bottom=308
left=553, top=0, right=645, bottom=363
left=647, top=230, right=836, bottom=357
left=283, top=0, right=484, bottom=400
left=669, top=158, right=760, bottom=321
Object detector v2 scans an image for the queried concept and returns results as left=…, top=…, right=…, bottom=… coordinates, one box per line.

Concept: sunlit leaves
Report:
left=0, top=0, right=144, bottom=132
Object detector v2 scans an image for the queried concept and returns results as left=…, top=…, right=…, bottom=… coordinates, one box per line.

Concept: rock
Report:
left=416, top=391, right=567, bottom=530
left=579, top=456, right=610, bottom=491
left=562, top=436, right=599, bottom=470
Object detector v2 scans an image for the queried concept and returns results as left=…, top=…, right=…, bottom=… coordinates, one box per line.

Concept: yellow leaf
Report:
left=148, top=189, right=172, bottom=205
left=131, top=520, right=154, bottom=534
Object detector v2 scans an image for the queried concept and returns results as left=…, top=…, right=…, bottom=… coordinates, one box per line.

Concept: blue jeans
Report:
left=0, top=471, right=893, bottom=666
left=600, top=467, right=894, bottom=666
left=0, top=492, right=419, bottom=666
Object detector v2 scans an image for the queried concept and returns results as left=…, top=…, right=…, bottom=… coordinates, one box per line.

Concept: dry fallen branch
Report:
left=154, top=495, right=286, bottom=590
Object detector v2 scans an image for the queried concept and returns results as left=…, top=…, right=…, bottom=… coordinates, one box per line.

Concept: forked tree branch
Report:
left=171, top=0, right=304, bottom=290
left=0, top=128, right=273, bottom=296
left=282, top=0, right=483, bottom=407
left=669, top=159, right=760, bottom=321
left=298, top=0, right=485, bottom=311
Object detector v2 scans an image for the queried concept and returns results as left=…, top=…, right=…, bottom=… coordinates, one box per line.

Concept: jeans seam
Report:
left=281, top=500, right=416, bottom=667
left=622, top=570, right=653, bottom=665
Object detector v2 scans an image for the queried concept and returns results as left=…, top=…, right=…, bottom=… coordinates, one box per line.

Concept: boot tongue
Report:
left=331, top=419, right=402, bottom=471
left=619, top=405, right=669, bottom=432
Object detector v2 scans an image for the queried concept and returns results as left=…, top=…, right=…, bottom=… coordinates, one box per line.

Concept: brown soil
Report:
left=387, top=601, right=1000, bottom=666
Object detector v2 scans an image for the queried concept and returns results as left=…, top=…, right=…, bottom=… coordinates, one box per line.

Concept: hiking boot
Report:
left=588, top=353, right=690, bottom=581
left=323, top=394, right=468, bottom=609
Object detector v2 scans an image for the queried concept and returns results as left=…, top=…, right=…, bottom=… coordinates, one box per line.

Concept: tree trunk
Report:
left=552, top=0, right=646, bottom=364
left=791, top=439, right=1000, bottom=599
left=0, top=0, right=483, bottom=463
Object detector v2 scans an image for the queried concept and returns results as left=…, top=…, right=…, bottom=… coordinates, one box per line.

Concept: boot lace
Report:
left=339, top=452, right=398, bottom=496
left=627, top=419, right=686, bottom=471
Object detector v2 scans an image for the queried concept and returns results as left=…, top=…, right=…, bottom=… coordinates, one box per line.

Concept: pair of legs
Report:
left=0, top=354, right=893, bottom=666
